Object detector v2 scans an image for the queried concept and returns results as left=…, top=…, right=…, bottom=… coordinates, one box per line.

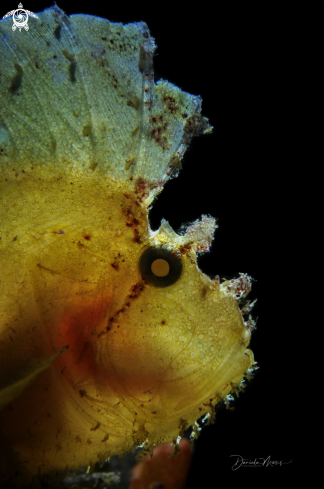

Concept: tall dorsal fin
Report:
left=0, top=6, right=211, bottom=205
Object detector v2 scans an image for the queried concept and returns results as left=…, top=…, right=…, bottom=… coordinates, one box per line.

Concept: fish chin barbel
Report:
left=0, top=5, right=256, bottom=486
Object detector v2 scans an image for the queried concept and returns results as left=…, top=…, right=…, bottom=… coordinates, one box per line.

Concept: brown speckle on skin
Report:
left=111, top=74, right=118, bottom=89
left=9, top=63, right=23, bottom=94
left=150, top=124, right=168, bottom=149
left=69, top=61, right=77, bottom=83
left=126, top=97, right=140, bottom=110
left=82, top=124, right=92, bottom=137
left=82, top=233, right=91, bottom=241
left=201, top=286, right=208, bottom=299
left=134, top=177, right=155, bottom=203
left=150, top=114, right=163, bottom=125
left=79, top=389, right=87, bottom=397
left=133, top=229, right=141, bottom=243
left=124, top=204, right=143, bottom=243
left=91, top=47, right=108, bottom=68
left=110, top=262, right=119, bottom=271
left=135, top=178, right=147, bottom=199
left=90, top=422, right=100, bottom=432
left=107, top=282, right=145, bottom=327
left=131, top=126, right=139, bottom=137
left=162, top=94, right=178, bottom=113
left=126, top=282, right=144, bottom=301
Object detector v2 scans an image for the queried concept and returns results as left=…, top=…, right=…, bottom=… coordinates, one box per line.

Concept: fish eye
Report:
left=139, top=247, right=183, bottom=287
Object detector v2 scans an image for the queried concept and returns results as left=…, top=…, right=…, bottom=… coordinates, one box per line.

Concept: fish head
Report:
left=51, top=186, right=253, bottom=448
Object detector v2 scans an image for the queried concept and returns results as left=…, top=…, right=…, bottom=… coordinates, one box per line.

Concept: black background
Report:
left=7, top=1, right=315, bottom=485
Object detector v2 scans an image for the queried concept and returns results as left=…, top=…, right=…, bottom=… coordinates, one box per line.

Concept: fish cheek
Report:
left=97, top=320, right=164, bottom=402
left=116, top=260, right=251, bottom=412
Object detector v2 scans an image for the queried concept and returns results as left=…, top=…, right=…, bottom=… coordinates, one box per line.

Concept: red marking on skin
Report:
left=59, top=297, right=110, bottom=382
left=134, top=178, right=153, bottom=202
left=179, top=244, right=191, bottom=255
left=56, top=283, right=180, bottom=405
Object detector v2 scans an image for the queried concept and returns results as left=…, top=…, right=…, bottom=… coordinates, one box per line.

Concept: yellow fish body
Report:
left=0, top=5, right=255, bottom=485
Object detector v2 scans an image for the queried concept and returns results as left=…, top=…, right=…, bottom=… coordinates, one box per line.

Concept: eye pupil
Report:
left=139, top=247, right=183, bottom=287
left=151, top=259, right=170, bottom=277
